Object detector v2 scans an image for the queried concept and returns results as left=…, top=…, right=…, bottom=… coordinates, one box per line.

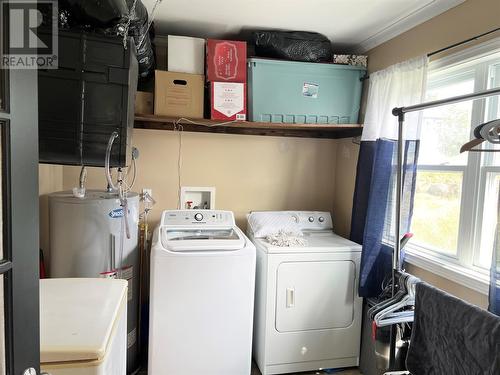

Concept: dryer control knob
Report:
left=318, top=216, right=325, bottom=223
left=308, top=216, right=314, bottom=223
left=194, top=213, right=203, bottom=221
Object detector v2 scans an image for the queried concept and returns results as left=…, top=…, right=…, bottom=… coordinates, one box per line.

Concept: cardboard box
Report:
left=168, top=35, right=205, bottom=75
left=211, top=82, right=246, bottom=121
left=154, top=70, right=204, bottom=118
left=135, top=91, right=154, bottom=115
left=207, top=39, right=247, bottom=83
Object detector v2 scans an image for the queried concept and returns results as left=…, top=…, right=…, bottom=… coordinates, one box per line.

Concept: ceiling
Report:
left=142, top=0, right=464, bottom=53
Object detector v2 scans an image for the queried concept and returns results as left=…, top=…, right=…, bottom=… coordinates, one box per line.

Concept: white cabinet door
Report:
left=275, top=261, right=356, bottom=332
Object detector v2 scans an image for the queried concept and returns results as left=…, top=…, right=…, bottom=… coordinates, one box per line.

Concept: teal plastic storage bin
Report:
left=247, top=58, right=366, bottom=124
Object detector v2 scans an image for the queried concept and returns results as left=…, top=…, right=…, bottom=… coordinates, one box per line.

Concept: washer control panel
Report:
left=161, top=210, right=235, bottom=227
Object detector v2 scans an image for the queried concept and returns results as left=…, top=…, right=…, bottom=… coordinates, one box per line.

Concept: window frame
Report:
left=406, top=37, right=500, bottom=294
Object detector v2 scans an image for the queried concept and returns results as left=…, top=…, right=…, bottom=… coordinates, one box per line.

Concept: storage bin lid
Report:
left=40, top=278, right=127, bottom=364
left=247, top=57, right=366, bottom=71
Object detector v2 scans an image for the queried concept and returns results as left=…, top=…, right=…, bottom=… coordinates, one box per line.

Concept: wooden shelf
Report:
left=134, top=115, right=363, bottom=139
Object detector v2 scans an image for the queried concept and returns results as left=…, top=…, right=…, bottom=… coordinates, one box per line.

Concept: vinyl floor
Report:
left=250, top=362, right=363, bottom=375
left=138, top=363, right=363, bottom=374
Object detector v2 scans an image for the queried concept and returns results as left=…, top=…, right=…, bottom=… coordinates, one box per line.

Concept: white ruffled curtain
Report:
left=362, top=56, right=428, bottom=141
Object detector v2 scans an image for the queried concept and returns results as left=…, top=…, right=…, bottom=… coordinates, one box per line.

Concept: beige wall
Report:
left=332, top=138, right=359, bottom=238
left=335, top=0, right=499, bottom=306
left=58, top=129, right=338, bottom=231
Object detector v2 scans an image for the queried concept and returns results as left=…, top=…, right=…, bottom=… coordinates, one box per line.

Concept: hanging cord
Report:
left=105, top=132, right=120, bottom=191
left=79, top=166, right=87, bottom=189
left=121, top=0, right=139, bottom=49
left=72, top=165, right=87, bottom=198
left=104, top=132, right=139, bottom=243
left=170, top=117, right=241, bottom=209
left=105, top=132, right=138, bottom=195
left=174, top=117, right=239, bottom=128
left=137, top=0, right=163, bottom=49
left=173, top=118, right=184, bottom=209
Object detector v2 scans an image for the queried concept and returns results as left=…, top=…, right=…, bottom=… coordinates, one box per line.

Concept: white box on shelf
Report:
left=180, top=187, right=216, bottom=210
left=167, top=35, right=206, bottom=75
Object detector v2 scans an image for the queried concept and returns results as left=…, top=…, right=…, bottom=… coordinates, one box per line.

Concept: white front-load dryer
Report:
left=248, top=211, right=363, bottom=375
left=149, top=210, right=256, bottom=375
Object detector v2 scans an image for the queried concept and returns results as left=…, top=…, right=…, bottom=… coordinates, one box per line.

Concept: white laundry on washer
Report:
left=265, top=230, right=307, bottom=247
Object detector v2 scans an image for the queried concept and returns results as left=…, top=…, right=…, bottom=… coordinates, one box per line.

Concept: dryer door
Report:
left=275, top=260, right=356, bottom=332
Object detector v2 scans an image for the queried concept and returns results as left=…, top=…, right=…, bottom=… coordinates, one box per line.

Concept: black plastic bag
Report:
left=125, top=0, right=155, bottom=79
left=60, top=0, right=129, bottom=28
left=59, top=0, right=155, bottom=79
left=252, top=31, right=333, bottom=63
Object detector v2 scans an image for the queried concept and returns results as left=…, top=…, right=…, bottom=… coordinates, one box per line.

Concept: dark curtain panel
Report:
left=351, top=139, right=419, bottom=298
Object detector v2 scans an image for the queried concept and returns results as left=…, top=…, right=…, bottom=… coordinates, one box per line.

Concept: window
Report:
left=408, top=40, right=500, bottom=290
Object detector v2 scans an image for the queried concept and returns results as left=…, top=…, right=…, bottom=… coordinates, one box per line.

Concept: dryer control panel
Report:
left=161, top=210, right=235, bottom=227
left=293, top=211, right=333, bottom=231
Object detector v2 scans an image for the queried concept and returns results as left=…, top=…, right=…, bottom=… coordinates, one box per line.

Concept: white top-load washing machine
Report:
left=40, top=278, right=127, bottom=375
left=149, top=210, right=256, bottom=375
left=247, top=211, right=363, bottom=375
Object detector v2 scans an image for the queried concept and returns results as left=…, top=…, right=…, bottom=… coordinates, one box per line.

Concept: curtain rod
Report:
left=360, top=26, right=500, bottom=81
left=427, top=26, right=500, bottom=57
left=393, top=86, right=500, bottom=116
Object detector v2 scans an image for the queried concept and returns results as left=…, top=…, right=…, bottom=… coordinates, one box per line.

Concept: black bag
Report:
left=125, top=0, right=155, bottom=79
left=59, top=0, right=155, bottom=79
left=252, top=31, right=333, bottom=63
left=60, top=0, right=129, bottom=28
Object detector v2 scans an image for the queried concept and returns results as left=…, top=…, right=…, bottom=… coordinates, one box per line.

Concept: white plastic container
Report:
left=167, top=35, right=205, bottom=75
left=40, top=278, right=128, bottom=375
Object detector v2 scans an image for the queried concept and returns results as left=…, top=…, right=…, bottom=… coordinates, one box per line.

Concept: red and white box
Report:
left=207, top=39, right=247, bottom=83
left=211, top=82, right=247, bottom=121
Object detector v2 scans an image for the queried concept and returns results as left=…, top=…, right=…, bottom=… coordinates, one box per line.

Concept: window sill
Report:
left=404, top=248, right=490, bottom=295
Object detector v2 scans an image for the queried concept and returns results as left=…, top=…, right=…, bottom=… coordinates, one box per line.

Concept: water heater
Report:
left=49, top=190, right=140, bottom=374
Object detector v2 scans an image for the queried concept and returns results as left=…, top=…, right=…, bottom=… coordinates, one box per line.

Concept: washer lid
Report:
left=254, top=231, right=362, bottom=254
left=40, top=278, right=127, bottom=364
left=161, top=227, right=246, bottom=252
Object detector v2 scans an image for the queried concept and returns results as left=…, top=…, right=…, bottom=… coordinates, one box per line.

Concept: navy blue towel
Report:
left=406, top=282, right=500, bottom=375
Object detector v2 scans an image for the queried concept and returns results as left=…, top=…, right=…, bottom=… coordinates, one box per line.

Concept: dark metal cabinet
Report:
left=38, top=30, right=138, bottom=167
